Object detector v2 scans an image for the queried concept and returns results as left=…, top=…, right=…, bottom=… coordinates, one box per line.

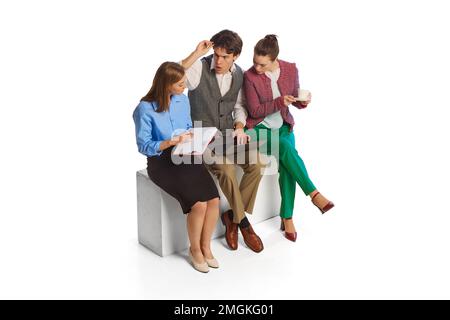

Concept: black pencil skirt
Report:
left=146, top=147, right=220, bottom=214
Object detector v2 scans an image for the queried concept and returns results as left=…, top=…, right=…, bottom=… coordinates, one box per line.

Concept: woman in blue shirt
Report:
left=133, top=62, right=220, bottom=273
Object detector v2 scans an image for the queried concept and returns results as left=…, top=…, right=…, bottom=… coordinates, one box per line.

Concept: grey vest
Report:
left=188, top=55, right=243, bottom=135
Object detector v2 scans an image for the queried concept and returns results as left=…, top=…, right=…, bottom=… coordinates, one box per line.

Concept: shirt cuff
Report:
left=153, top=141, right=163, bottom=156
left=234, top=118, right=246, bottom=128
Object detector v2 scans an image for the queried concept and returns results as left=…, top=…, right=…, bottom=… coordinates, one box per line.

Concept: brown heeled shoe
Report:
left=280, top=219, right=297, bottom=242
left=311, top=192, right=335, bottom=214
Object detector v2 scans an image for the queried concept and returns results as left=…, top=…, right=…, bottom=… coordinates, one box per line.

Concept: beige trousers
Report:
left=204, top=147, right=265, bottom=224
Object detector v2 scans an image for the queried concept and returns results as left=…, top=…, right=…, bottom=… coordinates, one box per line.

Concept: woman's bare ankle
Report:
left=200, top=245, right=213, bottom=259
left=319, top=195, right=330, bottom=208
left=283, top=218, right=296, bottom=233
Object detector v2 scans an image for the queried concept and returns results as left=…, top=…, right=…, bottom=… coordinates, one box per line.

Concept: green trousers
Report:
left=247, top=123, right=316, bottom=219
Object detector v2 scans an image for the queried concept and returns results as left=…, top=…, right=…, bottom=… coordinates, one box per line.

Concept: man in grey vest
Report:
left=181, top=30, right=264, bottom=253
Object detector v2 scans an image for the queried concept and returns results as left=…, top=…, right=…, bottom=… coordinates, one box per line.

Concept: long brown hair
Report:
left=254, top=34, right=279, bottom=61
left=141, top=62, right=185, bottom=113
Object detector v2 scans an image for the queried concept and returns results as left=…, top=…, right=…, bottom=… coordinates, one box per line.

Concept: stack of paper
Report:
left=173, top=127, right=218, bottom=155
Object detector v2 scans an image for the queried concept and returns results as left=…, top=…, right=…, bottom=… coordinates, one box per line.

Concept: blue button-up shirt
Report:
left=133, top=94, right=193, bottom=157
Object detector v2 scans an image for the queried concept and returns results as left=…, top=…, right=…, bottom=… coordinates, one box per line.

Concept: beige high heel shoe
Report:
left=189, top=249, right=209, bottom=273
left=205, top=257, right=219, bottom=269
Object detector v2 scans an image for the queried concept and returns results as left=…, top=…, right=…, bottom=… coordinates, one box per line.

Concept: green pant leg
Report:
left=279, top=126, right=316, bottom=196
left=278, top=161, right=296, bottom=218
left=247, top=124, right=315, bottom=216
left=249, top=124, right=296, bottom=219
left=246, top=125, right=272, bottom=155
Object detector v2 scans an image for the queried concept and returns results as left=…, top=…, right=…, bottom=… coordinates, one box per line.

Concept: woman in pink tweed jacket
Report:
left=244, top=35, right=334, bottom=242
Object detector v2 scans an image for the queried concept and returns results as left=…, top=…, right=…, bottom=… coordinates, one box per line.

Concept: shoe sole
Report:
left=321, top=202, right=335, bottom=214
left=191, top=263, right=210, bottom=273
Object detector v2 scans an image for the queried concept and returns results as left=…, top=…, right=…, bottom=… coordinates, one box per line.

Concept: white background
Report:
left=1, top=0, right=450, bottom=299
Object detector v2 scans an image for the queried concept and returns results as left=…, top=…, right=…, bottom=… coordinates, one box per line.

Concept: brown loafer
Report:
left=239, top=224, right=264, bottom=253
left=220, top=210, right=238, bottom=250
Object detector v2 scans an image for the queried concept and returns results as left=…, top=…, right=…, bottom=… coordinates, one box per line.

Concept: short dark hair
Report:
left=254, top=34, right=279, bottom=61
left=210, top=29, right=243, bottom=56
